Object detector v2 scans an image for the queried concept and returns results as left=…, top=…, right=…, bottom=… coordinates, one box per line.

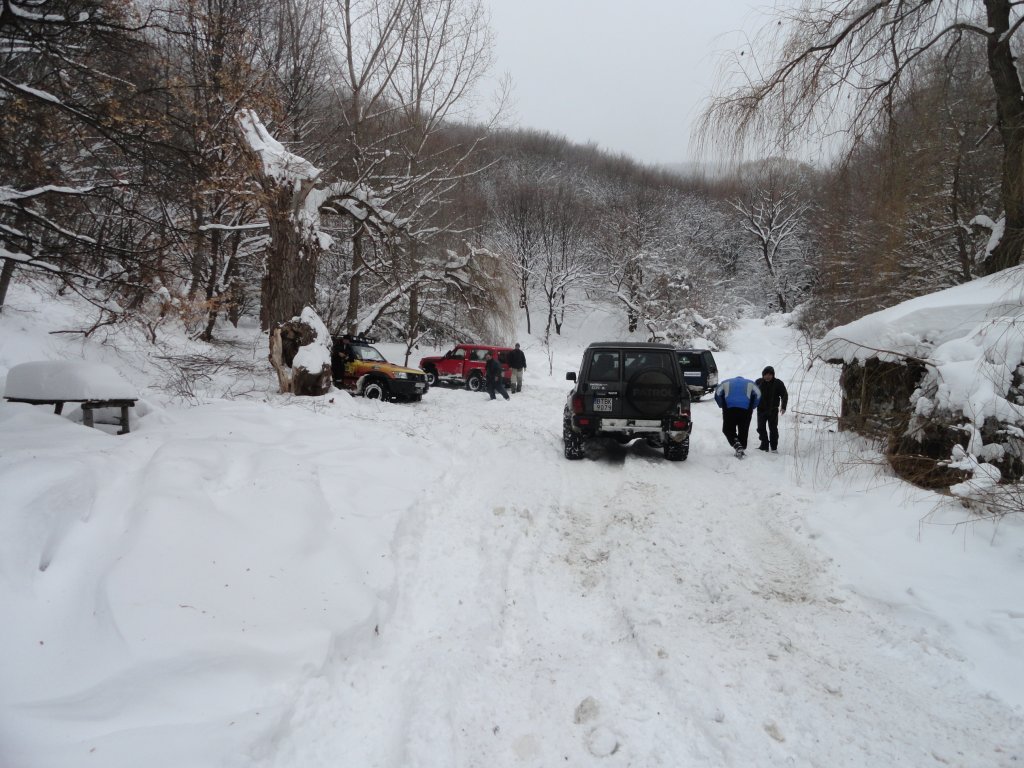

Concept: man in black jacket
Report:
left=485, top=353, right=509, bottom=400
left=508, top=343, right=527, bottom=392
left=756, top=365, right=788, bottom=452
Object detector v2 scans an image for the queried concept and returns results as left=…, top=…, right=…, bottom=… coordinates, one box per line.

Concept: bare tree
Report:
left=731, top=165, right=812, bottom=313
left=491, top=177, right=543, bottom=333
left=536, top=184, right=594, bottom=336
left=601, top=183, right=675, bottom=333
left=375, top=0, right=499, bottom=350
left=328, top=0, right=411, bottom=333
left=700, top=0, right=1024, bottom=275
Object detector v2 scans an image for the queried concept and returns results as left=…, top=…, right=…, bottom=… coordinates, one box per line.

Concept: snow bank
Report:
left=818, top=267, right=1024, bottom=422
left=818, top=267, right=1024, bottom=495
left=818, top=266, right=1024, bottom=368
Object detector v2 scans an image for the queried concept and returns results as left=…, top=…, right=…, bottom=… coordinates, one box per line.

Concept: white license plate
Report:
left=593, top=397, right=613, bottom=412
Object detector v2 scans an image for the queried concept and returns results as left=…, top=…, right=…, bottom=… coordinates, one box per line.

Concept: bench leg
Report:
left=54, top=402, right=64, bottom=415
left=118, top=405, right=130, bottom=435
left=82, top=405, right=94, bottom=428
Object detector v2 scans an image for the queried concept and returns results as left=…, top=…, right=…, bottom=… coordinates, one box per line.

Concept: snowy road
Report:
left=1, top=317, right=1022, bottom=767
left=261, top=381, right=1020, bottom=768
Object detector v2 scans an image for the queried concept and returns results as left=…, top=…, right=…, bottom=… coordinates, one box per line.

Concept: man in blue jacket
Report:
left=714, top=375, right=761, bottom=457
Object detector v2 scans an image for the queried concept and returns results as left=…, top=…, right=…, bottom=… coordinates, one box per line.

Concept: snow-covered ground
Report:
left=1, top=288, right=1022, bottom=767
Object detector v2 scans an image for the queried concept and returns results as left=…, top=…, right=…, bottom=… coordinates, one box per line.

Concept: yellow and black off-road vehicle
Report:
left=331, top=336, right=428, bottom=402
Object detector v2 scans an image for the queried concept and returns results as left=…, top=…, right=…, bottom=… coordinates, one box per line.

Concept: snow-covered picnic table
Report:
left=3, top=361, right=139, bottom=434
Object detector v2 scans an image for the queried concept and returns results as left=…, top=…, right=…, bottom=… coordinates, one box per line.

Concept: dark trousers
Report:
left=722, top=407, right=753, bottom=449
left=757, top=409, right=779, bottom=450
left=487, top=378, right=509, bottom=400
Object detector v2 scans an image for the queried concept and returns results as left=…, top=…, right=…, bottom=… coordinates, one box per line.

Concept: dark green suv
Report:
left=563, top=342, right=692, bottom=461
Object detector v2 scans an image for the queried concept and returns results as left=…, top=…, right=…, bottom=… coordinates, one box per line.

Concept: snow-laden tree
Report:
left=489, top=173, right=545, bottom=334
left=731, top=162, right=814, bottom=313
left=151, top=0, right=281, bottom=340
left=536, top=183, right=597, bottom=337
left=316, top=0, right=503, bottom=349
left=235, top=110, right=403, bottom=331
left=0, top=0, right=163, bottom=315
left=599, top=181, right=679, bottom=333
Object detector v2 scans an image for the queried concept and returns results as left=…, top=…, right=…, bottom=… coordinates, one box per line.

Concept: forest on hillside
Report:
left=0, top=0, right=1014, bottom=354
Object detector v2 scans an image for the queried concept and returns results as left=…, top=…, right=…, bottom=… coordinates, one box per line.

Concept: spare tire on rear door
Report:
left=625, top=368, right=677, bottom=417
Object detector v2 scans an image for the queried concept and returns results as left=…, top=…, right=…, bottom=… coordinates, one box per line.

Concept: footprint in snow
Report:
left=585, top=726, right=621, bottom=758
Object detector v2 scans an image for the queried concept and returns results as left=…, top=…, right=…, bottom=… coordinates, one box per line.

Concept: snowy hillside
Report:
left=1, top=285, right=1022, bottom=767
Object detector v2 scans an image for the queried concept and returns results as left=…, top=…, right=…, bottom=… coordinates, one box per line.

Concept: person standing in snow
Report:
left=484, top=352, right=509, bottom=400
left=755, top=365, right=788, bottom=452
left=714, top=375, right=761, bottom=456
left=508, top=343, right=527, bottom=393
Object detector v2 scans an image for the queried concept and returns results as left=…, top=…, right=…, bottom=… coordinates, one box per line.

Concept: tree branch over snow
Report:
left=698, top=0, right=1024, bottom=275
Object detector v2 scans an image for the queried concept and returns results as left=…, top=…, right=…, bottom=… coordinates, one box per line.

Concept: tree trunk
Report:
left=406, top=239, right=420, bottom=346
left=0, top=258, right=16, bottom=312
left=200, top=228, right=223, bottom=341
left=343, top=222, right=365, bottom=334
left=268, top=316, right=332, bottom=396
left=983, top=0, right=1024, bottom=274
left=261, top=187, right=320, bottom=331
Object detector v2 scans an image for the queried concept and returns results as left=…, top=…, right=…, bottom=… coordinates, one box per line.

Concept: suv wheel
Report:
left=664, top=436, right=689, bottom=462
left=563, top=414, right=585, bottom=460
left=363, top=379, right=388, bottom=400
left=466, top=373, right=484, bottom=392
left=424, top=367, right=438, bottom=386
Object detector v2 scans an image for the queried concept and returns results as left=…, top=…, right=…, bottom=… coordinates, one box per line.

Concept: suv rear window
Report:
left=589, top=352, right=621, bottom=381
left=624, top=350, right=674, bottom=373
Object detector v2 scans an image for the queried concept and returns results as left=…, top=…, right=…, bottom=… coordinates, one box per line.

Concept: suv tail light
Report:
left=671, top=408, right=690, bottom=431
left=571, top=394, right=584, bottom=414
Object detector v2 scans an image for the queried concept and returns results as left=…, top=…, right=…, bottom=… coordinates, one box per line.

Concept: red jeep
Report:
left=419, top=344, right=514, bottom=391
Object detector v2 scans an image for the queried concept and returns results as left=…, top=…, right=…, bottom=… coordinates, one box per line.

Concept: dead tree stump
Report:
left=268, top=313, right=332, bottom=396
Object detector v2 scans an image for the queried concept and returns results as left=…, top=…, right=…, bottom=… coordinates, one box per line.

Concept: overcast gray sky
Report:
left=483, top=0, right=764, bottom=166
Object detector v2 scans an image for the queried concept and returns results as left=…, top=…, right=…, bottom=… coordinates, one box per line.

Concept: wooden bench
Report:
left=4, top=397, right=137, bottom=433
left=3, top=361, right=139, bottom=435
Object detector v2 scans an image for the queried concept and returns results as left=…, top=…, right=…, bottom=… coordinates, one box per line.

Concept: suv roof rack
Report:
left=342, top=334, right=378, bottom=345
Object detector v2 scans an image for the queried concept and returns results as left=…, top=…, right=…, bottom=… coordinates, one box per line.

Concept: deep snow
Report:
left=1, top=289, right=1022, bottom=767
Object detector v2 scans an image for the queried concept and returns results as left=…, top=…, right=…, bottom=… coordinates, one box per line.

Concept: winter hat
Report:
left=762, top=366, right=775, bottom=376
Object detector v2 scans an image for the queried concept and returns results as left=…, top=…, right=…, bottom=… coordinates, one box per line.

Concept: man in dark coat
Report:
left=755, top=365, right=789, bottom=452
left=484, top=353, right=509, bottom=400
left=508, top=343, right=527, bottom=393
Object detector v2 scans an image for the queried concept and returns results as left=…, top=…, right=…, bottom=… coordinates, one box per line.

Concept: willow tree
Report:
left=700, top=0, right=1024, bottom=275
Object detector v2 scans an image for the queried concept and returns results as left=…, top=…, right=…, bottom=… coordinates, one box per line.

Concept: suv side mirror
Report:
left=566, top=372, right=576, bottom=381
left=444, top=350, right=453, bottom=358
